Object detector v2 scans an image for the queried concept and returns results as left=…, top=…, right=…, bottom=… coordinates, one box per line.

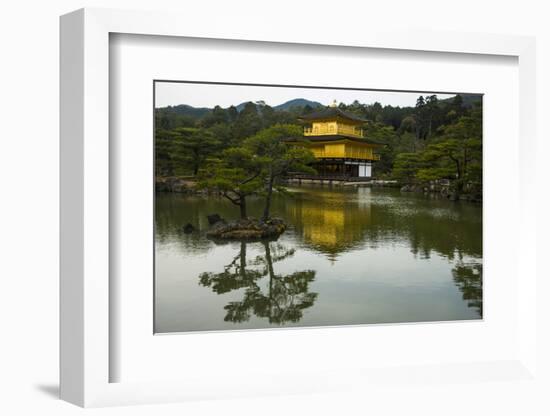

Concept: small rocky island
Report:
left=205, top=215, right=287, bottom=240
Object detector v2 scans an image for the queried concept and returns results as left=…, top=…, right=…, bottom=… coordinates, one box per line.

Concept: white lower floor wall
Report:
left=312, top=160, right=374, bottom=178
left=358, top=163, right=372, bottom=177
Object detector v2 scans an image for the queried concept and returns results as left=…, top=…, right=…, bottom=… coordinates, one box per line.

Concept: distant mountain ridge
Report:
left=156, top=94, right=479, bottom=118
left=440, top=93, right=482, bottom=108
left=235, top=98, right=323, bottom=112
left=159, top=98, right=325, bottom=116
left=158, top=104, right=211, bottom=119
left=273, top=98, right=323, bottom=111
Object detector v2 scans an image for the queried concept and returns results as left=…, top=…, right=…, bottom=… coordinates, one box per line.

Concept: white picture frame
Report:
left=60, top=7, right=538, bottom=407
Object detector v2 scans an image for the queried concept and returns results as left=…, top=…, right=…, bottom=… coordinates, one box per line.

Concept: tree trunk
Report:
left=192, top=151, right=200, bottom=176
left=263, top=241, right=274, bottom=279
left=462, top=148, right=468, bottom=188
left=239, top=196, right=247, bottom=219
left=261, top=175, right=275, bottom=222
left=263, top=242, right=275, bottom=323
left=455, top=161, right=464, bottom=195
left=239, top=242, right=246, bottom=278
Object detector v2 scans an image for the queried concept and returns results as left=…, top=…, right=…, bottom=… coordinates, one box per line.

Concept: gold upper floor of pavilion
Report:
left=304, top=123, right=364, bottom=138
left=299, top=106, right=367, bottom=139
left=288, top=105, right=383, bottom=161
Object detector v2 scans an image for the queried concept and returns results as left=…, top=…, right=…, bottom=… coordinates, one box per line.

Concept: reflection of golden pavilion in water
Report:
left=286, top=188, right=372, bottom=258
left=285, top=101, right=383, bottom=179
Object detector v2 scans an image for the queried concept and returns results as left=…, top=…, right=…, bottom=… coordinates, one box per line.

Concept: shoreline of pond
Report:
left=155, top=176, right=482, bottom=203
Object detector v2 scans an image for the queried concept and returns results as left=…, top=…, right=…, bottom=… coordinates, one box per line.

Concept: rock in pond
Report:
left=182, top=223, right=195, bottom=234
left=206, top=218, right=286, bottom=240
left=207, top=213, right=224, bottom=225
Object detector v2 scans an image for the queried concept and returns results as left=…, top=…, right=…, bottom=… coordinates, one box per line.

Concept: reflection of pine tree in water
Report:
left=452, top=261, right=482, bottom=317
left=198, top=242, right=263, bottom=294
left=199, top=241, right=317, bottom=325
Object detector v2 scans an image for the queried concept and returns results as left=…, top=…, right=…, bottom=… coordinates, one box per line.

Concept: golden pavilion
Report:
left=286, top=102, right=382, bottom=179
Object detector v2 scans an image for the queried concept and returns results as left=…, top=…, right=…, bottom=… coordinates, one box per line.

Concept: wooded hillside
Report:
left=155, top=94, right=482, bottom=197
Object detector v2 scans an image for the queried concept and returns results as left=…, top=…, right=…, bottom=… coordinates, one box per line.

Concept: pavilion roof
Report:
left=284, top=134, right=384, bottom=146
left=298, top=107, right=367, bottom=124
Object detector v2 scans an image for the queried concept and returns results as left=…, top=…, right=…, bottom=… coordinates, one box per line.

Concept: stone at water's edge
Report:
left=207, top=213, right=224, bottom=225
left=206, top=218, right=287, bottom=240
left=182, top=223, right=195, bottom=234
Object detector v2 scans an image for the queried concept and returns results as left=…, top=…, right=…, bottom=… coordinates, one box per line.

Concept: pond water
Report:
left=155, top=186, right=482, bottom=333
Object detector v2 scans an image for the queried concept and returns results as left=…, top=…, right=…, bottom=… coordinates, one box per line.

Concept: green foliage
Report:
left=393, top=153, right=423, bottom=181
left=243, top=124, right=317, bottom=220
left=201, top=148, right=263, bottom=192
left=154, top=127, right=222, bottom=176
left=174, top=127, right=222, bottom=175
left=387, top=100, right=482, bottom=196
left=155, top=129, right=178, bottom=176
left=196, top=124, right=318, bottom=220
left=362, top=122, right=401, bottom=175
left=199, top=147, right=264, bottom=218
left=413, top=104, right=482, bottom=192
left=156, top=93, right=482, bottom=202
left=416, top=166, right=455, bottom=182
left=244, top=124, right=316, bottom=175
left=231, top=102, right=264, bottom=139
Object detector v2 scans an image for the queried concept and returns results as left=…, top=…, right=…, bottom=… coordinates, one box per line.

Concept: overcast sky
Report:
left=154, top=81, right=458, bottom=109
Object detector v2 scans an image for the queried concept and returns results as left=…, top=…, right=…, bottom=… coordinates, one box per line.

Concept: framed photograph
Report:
left=60, top=8, right=538, bottom=407
left=153, top=81, right=483, bottom=334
